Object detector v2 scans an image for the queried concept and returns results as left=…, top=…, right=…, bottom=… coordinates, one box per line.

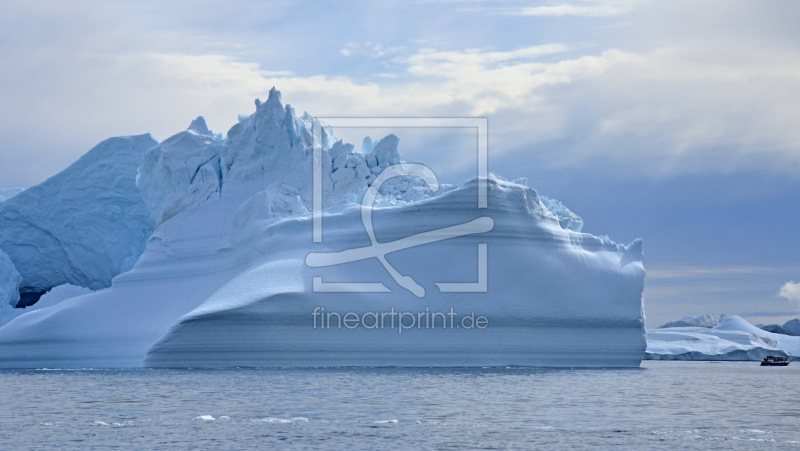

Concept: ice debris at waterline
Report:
left=0, top=88, right=646, bottom=368
left=646, top=315, right=800, bottom=361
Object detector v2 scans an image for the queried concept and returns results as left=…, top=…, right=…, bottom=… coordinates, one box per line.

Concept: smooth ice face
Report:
left=0, top=88, right=647, bottom=368
left=144, top=176, right=646, bottom=368
left=27, top=284, right=94, bottom=312
left=0, top=135, right=157, bottom=298
left=647, top=315, right=800, bottom=360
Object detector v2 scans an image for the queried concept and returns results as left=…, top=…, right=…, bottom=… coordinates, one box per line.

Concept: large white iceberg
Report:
left=0, top=89, right=646, bottom=368
left=646, top=315, right=800, bottom=360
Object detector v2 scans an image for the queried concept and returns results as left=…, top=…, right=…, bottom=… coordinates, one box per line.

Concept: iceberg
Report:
left=758, top=318, right=800, bottom=336
left=658, top=313, right=727, bottom=328
left=0, top=89, right=646, bottom=368
left=0, top=283, right=95, bottom=328
left=0, top=135, right=156, bottom=306
left=0, top=249, right=22, bottom=322
left=0, top=188, right=23, bottom=202
left=646, top=315, right=800, bottom=360
left=782, top=319, right=800, bottom=336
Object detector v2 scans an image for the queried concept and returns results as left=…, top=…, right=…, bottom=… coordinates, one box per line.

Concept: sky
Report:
left=1, top=0, right=799, bottom=327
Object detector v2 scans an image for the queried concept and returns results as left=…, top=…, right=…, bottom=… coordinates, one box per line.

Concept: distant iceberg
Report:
left=658, top=313, right=727, bottom=329
left=757, top=318, right=800, bottom=336
left=0, top=89, right=646, bottom=368
left=646, top=315, right=800, bottom=360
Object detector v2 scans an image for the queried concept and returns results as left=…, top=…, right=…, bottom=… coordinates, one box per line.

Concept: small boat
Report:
left=761, top=355, right=790, bottom=366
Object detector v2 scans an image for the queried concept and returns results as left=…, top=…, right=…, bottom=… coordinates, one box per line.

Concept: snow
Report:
left=646, top=315, right=800, bottom=360
left=0, top=134, right=157, bottom=298
left=0, top=88, right=646, bottom=368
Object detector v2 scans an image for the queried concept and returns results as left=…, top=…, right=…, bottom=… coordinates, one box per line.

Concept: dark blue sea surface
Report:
left=1, top=361, right=798, bottom=450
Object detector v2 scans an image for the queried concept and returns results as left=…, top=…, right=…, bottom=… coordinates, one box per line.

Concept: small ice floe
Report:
left=253, top=417, right=308, bottom=424
left=732, top=437, right=776, bottom=442
left=194, top=415, right=216, bottom=421
left=373, top=419, right=398, bottom=424
left=739, top=429, right=770, bottom=434
left=112, top=420, right=135, bottom=427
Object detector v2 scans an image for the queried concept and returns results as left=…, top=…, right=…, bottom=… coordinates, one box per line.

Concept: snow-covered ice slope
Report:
left=0, top=89, right=646, bottom=368
left=646, top=315, right=800, bottom=360
left=0, top=135, right=157, bottom=300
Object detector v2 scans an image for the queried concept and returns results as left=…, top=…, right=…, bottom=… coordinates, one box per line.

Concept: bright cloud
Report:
left=779, top=281, right=800, bottom=302
left=341, top=42, right=405, bottom=58
left=498, top=0, right=644, bottom=17
left=3, top=0, right=800, bottom=189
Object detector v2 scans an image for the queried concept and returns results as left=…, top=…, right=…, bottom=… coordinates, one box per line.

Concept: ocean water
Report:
left=1, top=361, right=798, bottom=450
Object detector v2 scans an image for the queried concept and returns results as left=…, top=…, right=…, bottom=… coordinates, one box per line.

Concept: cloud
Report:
left=4, top=0, right=800, bottom=189
left=503, top=42, right=800, bottom=177
left=648, top=267, right=779, bottom=280
left=318, top=40, right=800, bottom=178
left=739, top=310, right=799, bottom=318
left=7, top=40, right=800, bottom=187
left=341, top=42, right=405, bottom=58
left=400, top=44, right=572, bottom=73
left=498, top=0, right=643, bottom=17
left=779, top=281, right=800, bottom=302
